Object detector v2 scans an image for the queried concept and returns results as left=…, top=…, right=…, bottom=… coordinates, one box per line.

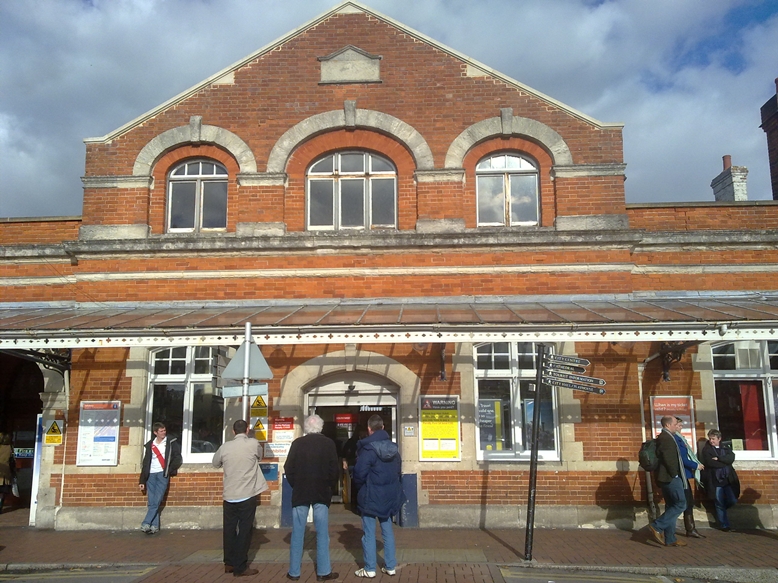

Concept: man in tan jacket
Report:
left=213, top=419, right=268, bottom=577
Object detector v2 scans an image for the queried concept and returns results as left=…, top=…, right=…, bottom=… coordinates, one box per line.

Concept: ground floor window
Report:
left=474, top=342, right=559, bottom=461
left=711, top=341, right=778, bottom=459
left=148, top=346, right=229, bottom=463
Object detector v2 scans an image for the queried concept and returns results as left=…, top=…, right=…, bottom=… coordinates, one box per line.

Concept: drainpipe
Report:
left=638, top=351, right=661, bottom=521
left=57, top=368, right=70, bottom=516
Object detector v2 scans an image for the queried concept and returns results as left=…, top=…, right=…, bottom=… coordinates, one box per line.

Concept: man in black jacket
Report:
left=284, top=414, right=339, bottom=582
left=648, top=416, right=688, bottom=547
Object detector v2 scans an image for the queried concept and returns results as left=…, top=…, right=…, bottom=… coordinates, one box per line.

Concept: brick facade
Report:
left=3, top=3, right=778, bottom=531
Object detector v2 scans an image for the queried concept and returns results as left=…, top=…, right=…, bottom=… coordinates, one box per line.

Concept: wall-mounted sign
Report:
left=419, top=396, right=460, bottom=461
left=76, top=401, right=121, bottom=466
left=650, top=396, right=695, bottom=445
left=44, top=420, right=63, bottom=445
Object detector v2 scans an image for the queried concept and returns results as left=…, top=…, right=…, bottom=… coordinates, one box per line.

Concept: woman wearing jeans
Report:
left=699, top=429, right=740, bottom=531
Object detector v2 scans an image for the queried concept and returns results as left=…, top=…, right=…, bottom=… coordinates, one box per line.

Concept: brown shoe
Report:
left=648, top=524, right=665, bottom=546
left=668, top=539, right=687, bottom=547
left=225, top=565, right=234, bottom=573
left=234, top=567, right=259, bottom=577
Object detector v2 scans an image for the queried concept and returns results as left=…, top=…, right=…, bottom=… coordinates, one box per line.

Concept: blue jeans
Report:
left=142, top=472, right=169, bottom=529
left=651, top=476, right=687, bottom=544
left=289, top=503, right=331, bottom=577
left=715, top=485, right=738, bottom=528
left=361, top=515, right=396, bottom=573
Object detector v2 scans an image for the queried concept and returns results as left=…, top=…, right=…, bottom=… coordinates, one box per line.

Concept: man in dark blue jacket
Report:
left=353, top=415, right=403, bottom=578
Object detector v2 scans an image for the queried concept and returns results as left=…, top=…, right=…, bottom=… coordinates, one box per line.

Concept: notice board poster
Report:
left=77, top=401, right=121, bottom=466
left=419, top=396, right=460, bottom=461
left=650, top=396, right=695, bottom=445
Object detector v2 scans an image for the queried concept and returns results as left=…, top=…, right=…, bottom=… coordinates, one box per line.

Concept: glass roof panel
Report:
left=438, top=305, right=481, bottom=323
left=505, top=303, right=566, bottom=323
left=318, top=306, right=369, bottom=325
left=541, top=303, right=609, bottom=323
left=359, top=306, right=402, bottom=325
left=471, top=304, right=524, bottom=323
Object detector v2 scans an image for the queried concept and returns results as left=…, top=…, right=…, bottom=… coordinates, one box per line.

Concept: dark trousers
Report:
left=223, top=497, right=257, bottom=574
left=683, top=483, right=694, bottom=516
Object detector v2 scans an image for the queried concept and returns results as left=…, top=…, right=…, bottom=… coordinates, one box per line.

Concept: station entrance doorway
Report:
left=305, top=373, right=398, bottom=510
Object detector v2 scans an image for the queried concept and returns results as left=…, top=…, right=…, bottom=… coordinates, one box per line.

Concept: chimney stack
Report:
left=761, top=77, right=778, bottom=200
left=711, top=155, right=748, bottom=202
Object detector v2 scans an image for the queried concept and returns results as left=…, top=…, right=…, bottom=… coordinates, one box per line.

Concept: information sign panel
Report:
left=544, top=354, right=590, bottom=367
left=77, top=401, right=121, bottom=466
left=544, top=379, right=606, bottom=394
left=543, top=370, right=606, bottom=386
left=419, top=396, right=461, bottom=461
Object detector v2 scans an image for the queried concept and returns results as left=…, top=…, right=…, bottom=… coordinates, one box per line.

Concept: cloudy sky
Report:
left=1, top=0, right=777, bottom=218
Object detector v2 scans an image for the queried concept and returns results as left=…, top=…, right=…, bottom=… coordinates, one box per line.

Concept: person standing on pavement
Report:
left=212, top=419, right=268, bottom=578
left=138, top=422, right=182, bottom=534
left=699, top=429, right=739, bottom=531
left=648, top=416, right=690, bottom=547
left=284, top=414, right=339, bottom=582
left=673, top=417, right=705, bottom=538
left=353, top=414, right=404, bottom=578
left=0, top=432, right=16, bottom=514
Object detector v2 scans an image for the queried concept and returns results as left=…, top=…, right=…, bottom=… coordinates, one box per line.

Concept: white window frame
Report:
left=474, top=342, right=560, bottom=461
left=306, top=151, right=397, bottom=231
left=711, top=340, right=778, bottom=460
left=167, top=160, right=228, bottom=233
left=146, top=346, right=227, bottom=464
left=475, top=153, right=539, bottom=227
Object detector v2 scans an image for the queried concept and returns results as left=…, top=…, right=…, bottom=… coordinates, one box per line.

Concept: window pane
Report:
left=477, top=175, right=505, bottom=225
left=478, top=379, right=513, bottom=451
left=517, top=343, right=535, bottom=369
left=152, top=383, right=185, bottom=441
left=510, top=174, right=538, bottom=224
left=476, top=343, right=510, bottom=370
left=193, top=346, right=212, bottom=375
left=170, top=183, right=197, bottom=229
left=491, top=155, right=506, bottom=170
left=154, top=349, right=171, bottom=375
left=186, top=162, right=200, bottom=175
left=340, top=180, right=365, bottom=227
left=371, top=178, right=395, bottom=226
left=371, top=155, right=393, bottom=172
left=202, top=181, right=228, bottom=229
left=715, top=380, right=768, bottom=450
left=769, top=341, right=778, bottom=369
left=713, top=344, right=736, bottom=370
left=201, top=162, right=215, bottom=175
left=340, top=153, right=364, bottom=173
left=310, top=156, right=334, bottom=173
left=190, top=382, right=224, bottom=454
left=309, top=180, right=334, bottom=227
left=172, top=166, right=186, bottom=176
left=521, top=381, right=555, bottom=450
left=476, top=159, right=491, bottom=170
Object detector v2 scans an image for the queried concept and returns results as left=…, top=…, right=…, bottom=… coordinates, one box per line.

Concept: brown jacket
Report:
left=212, top=433, right=268, bottom=501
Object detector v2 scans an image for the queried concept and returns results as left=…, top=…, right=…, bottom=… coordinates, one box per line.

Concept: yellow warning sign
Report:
left=251, top=407, right=268, bottom=418
left=45, top=420, right=63, bottom=445
left=253, top=419, right=265, bottom=431
left=255, top=430, right=268, bottom=441
left=251, top=395, right=267, bottom=408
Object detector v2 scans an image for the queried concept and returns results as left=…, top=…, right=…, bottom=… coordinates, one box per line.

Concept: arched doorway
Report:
left=304, top=372, right=399, bottom=512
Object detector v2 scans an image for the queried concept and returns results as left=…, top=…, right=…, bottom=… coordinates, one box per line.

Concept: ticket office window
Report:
left=148, top=346, right=230, bottom=463
left=474, top=342, right=559, bottom=461
left=711, top=341, right=778, bottom=459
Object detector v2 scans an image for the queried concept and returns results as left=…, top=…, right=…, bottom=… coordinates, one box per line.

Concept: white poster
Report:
left=77, top=401, right=121, bottom=466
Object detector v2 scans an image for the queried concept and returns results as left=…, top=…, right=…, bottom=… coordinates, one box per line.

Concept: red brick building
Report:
left=2, top=2, right=778, bottom=530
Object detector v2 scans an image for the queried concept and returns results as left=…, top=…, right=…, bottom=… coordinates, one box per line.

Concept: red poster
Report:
left=650, top=396, right=695, bottom=444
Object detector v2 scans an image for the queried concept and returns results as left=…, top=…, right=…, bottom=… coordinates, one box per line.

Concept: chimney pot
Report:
left=775, top=77, right=778, bottom=93
left=723, top=155, right=732, bottom=170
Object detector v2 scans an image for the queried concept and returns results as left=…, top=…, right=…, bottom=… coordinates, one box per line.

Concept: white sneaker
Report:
left=355, top=568, right=376, bottom=578
left=148, top=526, right=159, bottom=535
left=140, top=524, right=151, bottom=533
left=381, top=567, right=396, bottom=576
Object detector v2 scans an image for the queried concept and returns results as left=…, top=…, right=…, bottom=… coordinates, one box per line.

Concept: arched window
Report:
left=476, top=153, right=539, bottom=227
left=307, top=152, right=397, bottom=231
left=167, top=160, right=228, bottom=232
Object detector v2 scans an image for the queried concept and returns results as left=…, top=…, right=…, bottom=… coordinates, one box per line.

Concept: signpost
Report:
left=221, top=323, right=273, bottom=434
left=524, top=348, right=606, bottom=561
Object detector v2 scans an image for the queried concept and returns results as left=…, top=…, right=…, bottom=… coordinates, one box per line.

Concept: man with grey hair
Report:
left=284, top=414, right=339, bottom=582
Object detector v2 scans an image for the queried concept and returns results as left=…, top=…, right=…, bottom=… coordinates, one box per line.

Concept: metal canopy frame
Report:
left=1, top=294, right=778, bottom=349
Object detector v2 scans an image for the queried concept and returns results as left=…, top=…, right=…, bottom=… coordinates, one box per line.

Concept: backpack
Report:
left=638, top=438, right=659, bottom=472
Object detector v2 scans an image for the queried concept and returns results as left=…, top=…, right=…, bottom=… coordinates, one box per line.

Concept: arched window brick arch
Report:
left=445, top=114, right=573, bottom=169
left=133, top=117, right=257, bottom=176
left=267, top=108, right=434, bottom=173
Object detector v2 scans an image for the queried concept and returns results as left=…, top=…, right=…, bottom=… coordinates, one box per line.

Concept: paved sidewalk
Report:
left=1, top=508, right=777, bottom=583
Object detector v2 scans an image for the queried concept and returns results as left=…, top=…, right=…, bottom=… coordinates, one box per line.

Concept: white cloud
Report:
left=0, top=0, right=775, bottom=216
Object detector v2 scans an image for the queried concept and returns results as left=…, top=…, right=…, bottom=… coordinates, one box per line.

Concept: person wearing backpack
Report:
left=648, top=416, right=692, bottom=547
left=353, top=415, right=404, bottom=578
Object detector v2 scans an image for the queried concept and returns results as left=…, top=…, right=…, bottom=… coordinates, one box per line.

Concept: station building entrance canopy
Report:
left=2, top=292, right=778, bottom=350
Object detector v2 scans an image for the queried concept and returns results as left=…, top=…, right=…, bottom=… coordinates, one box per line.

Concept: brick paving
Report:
left=1, top=507, right=777, bottom=582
